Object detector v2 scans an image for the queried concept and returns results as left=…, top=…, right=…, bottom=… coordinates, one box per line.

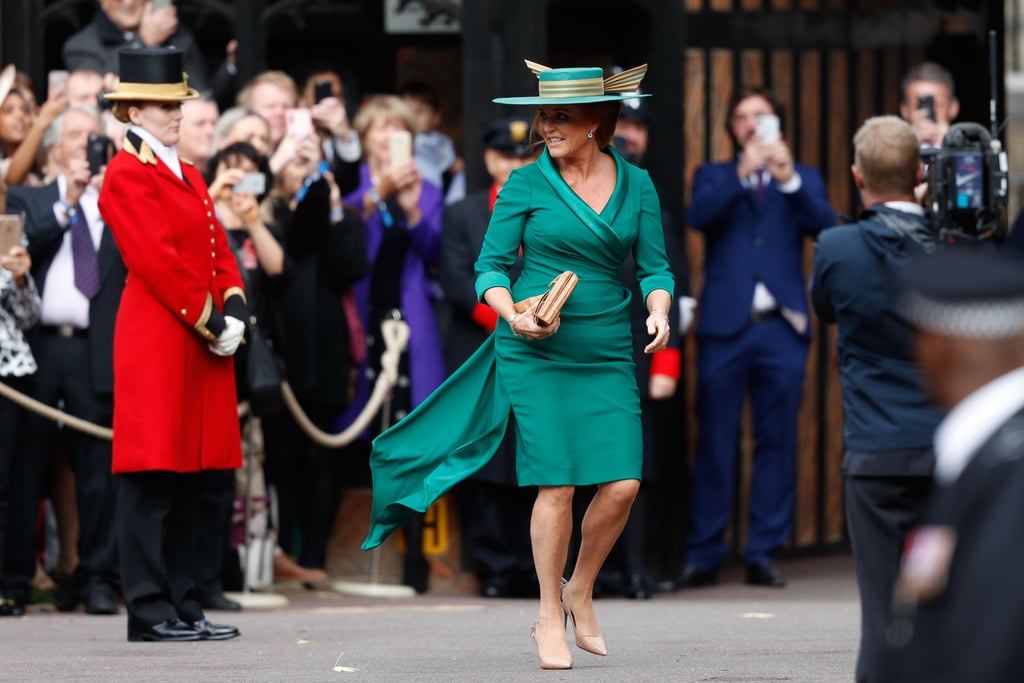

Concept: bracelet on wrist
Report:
left=508, top=312, right=524, bottom=337
left=650, top=307, right=668, bottom=317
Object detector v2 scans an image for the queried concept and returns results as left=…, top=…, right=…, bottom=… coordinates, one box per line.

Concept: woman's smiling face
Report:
left=0, top=91, right=32, bottom=147
left=536, top=104, right=595, bottom=159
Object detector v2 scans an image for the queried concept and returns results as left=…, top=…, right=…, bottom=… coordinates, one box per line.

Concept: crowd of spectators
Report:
left=0, top=0, right=448, bottom=612
left=0, top=13, right=1014, bottom=683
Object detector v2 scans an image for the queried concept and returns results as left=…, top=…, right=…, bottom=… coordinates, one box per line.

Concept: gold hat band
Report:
left=108, top=80, right=194, bottom=99
left=538, top=77, right=605, bottom=98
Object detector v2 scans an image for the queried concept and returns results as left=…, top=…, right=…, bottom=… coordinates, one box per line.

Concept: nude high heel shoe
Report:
left=560, top=580, right=608, bottom=656
left=530, top=617, right=573, bottom=670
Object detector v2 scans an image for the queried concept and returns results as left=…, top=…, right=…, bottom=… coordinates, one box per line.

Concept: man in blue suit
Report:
left=678, top=87, right=835, bottom=588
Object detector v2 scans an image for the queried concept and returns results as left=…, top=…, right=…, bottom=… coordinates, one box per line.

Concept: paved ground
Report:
left=0, top=554, right=859, bottom=682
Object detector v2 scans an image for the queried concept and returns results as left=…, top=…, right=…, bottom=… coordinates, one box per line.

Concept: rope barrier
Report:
left=278, top=318, right=409, bottom=447
left=0, top=318, right=410, bottom=448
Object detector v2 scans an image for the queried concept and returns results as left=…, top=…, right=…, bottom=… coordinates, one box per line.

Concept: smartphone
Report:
left=388, top=129, right=412, bottom=169
left=47, top=70, right=69, bottom=99
left=151, top=0, right=174, bottom=9
left=314, top=79, right=334, bottom=104
left=285, top=107, right=313, bottom=139
left=756, top=114, right=780, bottom=144
left=917, top=94, right=936, bottom=122
left=0, top=214, right=25, bottom=256
left=86, top=133, right=113, bottom=176
left=233, top=172, right=266, bottom=195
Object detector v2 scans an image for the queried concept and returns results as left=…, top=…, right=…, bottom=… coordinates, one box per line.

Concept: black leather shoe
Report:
left=675, top=563, right=719, bottom=589
left=199, top=593, right=242, bottom=611
left=127, top=617, right=204, bottom=642
left=191, top=618, right=241, bottom=640
left=53, top=581, right=80, bottom=612
left=480, top=577, right=510, bottom=598
left=746, top=562, right=786, bottom=587
left=84, top=585, right=119, bottom=615
left=0, top=595, right=24, bottom=616
left=403, top=556, right=429, bottom=594
left=623, top=573, right=652, bottom=600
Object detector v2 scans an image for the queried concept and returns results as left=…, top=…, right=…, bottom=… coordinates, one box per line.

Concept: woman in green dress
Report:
left=361, top=62, right=673, bottom=670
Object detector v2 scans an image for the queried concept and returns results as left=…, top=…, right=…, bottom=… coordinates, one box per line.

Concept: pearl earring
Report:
left=587, top=130, right=594, bottom=139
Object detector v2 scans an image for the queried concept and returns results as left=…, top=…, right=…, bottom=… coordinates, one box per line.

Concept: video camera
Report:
left=921, top=122, right=1008, bottom=243
left=920, top=29, right=1009, bottom=244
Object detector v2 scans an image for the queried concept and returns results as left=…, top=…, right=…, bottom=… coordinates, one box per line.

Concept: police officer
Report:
left=888, top=247, right=1024, bottom=683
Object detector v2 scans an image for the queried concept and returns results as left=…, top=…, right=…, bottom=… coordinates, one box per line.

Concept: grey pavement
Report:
left=0, top=554, right=859, bottom=682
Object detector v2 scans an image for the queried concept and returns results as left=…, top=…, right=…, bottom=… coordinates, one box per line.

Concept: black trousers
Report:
left=0, top=375, right=32, bottom=594
left=458, top=479, right=535, bottom=583
left=262, top=402, right=342, bottom=569
left=845, top=474, right=933, bottom=683
left=117, top=471, right=204, bottom=626
left=9, top=334, right=118, bottom=599
left=194, top=469, right=236, bottom=598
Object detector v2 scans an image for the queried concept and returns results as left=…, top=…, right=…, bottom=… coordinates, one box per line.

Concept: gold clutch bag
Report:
left=513, top=271, right=579, bottom=327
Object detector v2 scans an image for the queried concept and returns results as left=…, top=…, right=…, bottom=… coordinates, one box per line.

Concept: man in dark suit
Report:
left=887, top=247, right=1024, bottom=683
left=62, top=0, right=235, bottom=107
left=5, top=106, right=125, bottom=615
left=680, top=86, right=835, bottom=588
left=810, top=116, right=945, bottom=683
left=438, top=116, right=538, bottom=598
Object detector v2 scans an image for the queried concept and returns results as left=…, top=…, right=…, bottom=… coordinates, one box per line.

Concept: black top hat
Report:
left=896, top=246, right=1024, bottom=339
left=104, top=47, right=199, bottom=102
left=483, top=117, right=534, bottom=157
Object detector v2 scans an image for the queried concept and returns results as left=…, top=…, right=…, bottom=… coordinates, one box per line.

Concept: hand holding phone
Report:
left=47, top=70, right=69, bottom=99
left=86, top=134, right=114, bottom=176
left=388, top=130, right=412, bottom=170
left=314, top=79, right=334, bottom=104
left=756, top=114, right=780, bottom=144
left=286, top=108, right=313, bottom=139
left=917, top=95, right=936, bottom=122
left=0, top=215, right=25, bottom=257
left=233, top=172, right=266, bottom=195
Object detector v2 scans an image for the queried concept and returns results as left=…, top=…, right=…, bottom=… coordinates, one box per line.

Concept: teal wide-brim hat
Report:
left=493, top=60, right=652, bottom=105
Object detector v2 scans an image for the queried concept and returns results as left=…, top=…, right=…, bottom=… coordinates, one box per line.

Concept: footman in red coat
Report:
left=99, top=47, right=244, bottom=642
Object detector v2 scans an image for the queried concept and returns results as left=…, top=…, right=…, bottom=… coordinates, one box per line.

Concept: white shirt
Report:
left=933, top=365, right=1024, bottom=485
left=40, top=176, right=104, bottom=329
left=883, top=200, right=925, bottom=215
left=744, top=167, right=803, bottom=329
left=129, top=124, right=184, bottom=180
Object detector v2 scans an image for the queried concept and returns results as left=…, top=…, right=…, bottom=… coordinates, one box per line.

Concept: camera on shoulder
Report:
left=922, top=122, right=1008, bottom=244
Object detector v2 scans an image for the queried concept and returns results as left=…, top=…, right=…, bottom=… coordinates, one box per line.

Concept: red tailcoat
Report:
left=98, top=135, right=244, bottom=473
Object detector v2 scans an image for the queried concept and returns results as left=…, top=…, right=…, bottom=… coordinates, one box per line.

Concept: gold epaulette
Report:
left=123, top=136, right=157, bottom=166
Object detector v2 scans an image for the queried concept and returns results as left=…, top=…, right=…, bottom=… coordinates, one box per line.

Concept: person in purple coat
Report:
left=341, top=94, right=445, bottom=592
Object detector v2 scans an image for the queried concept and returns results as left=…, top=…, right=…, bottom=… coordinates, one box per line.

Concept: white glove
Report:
left=208, top=316, right=246, bottom=357
left=679, top=296, right=697, bottom=334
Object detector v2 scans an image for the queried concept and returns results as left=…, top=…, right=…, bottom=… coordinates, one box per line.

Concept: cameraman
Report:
left=899, top=62, right=960, bottom=149
left=810, top=116, right=945, bottom=683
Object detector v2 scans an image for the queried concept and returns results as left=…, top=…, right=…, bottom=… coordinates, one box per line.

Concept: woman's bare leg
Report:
left=563, top=479, right=640, bottom=637
left=529, top=485, right=574, bottom=667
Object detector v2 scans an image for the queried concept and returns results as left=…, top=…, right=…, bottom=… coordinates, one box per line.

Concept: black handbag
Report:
left=245, top=317, right=285, bottom=417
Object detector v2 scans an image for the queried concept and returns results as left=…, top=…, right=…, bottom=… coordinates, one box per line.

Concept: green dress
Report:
left=362, top=146, right=674, bottom=550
